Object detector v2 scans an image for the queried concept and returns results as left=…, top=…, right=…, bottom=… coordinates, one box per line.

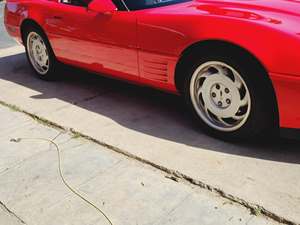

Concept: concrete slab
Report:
left=0, top=206, right=24, bottom=225
left=0, top=105, right=278, bottom=225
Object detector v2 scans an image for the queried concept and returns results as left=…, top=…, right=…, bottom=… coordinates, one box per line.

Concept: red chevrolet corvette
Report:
left=4, top=0, right=300, bottom=140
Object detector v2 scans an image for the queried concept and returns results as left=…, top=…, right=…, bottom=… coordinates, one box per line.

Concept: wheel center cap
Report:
left=210, top=83, right=232, bottom=109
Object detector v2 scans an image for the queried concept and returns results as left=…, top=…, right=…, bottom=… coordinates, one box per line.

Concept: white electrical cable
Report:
left=10, top=136, right=114, bottom=225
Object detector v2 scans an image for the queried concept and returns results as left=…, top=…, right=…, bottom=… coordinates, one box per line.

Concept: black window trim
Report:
left=118, top=0, right=191, bottom=11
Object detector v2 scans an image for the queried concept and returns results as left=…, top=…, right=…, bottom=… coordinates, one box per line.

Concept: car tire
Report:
left=24, top=26, right=58, bottom=80
left=183, top=52, right=277, bottom=141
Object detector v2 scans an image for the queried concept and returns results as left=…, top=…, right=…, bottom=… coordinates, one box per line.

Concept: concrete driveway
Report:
left=1, top=2, right=300, bottom=224
left=2, top=103, right=282, bottom=225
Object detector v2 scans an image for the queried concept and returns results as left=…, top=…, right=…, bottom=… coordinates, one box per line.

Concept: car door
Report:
left=44, top=0, right=139, bottom=80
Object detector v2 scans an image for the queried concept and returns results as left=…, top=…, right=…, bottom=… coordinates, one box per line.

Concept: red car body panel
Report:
left=4, top=0, right=300, bottom=129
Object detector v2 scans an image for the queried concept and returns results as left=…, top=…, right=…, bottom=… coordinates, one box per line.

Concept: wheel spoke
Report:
left=240, top=93, right=249, bottom=107
left=210, top=64, right=225, bottom=75
left=42, top=44, right=47, bottom=53
left=200, top=71, right=211, bottom=79
left=233, top=114, right=245, bottom=121
left=234, top=78, right=243, bottom=89
left=196, top=86, right=203, bottom=98
left=204, top=106, right=215, bottom=122
left=218, top=117, right=233, bottom=127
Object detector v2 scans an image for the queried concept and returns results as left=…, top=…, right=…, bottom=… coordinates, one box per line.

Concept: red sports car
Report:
left=4, top=0, right=300, bottom=140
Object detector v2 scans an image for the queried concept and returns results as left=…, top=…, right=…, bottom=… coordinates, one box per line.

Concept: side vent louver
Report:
left=142, top=59, right=168, bottom=82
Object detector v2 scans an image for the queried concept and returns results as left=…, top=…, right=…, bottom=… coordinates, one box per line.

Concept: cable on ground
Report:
left=10, top=134, right=114, bottom=225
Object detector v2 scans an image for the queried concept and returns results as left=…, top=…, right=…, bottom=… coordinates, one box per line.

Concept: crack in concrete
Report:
left=78, top=93, right=105, bottom=103
left=0, top=146, right=54, bottom=176
left=0, top=201, right=27, bottom=224
left=0, top=100, right=297, bottom=225
left=72, top=90, right=113, bottom=106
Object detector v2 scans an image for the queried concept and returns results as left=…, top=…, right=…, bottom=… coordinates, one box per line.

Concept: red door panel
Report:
left=44, top=1, right=139, bottom=80
left=136, top=11, right=184, bottom=91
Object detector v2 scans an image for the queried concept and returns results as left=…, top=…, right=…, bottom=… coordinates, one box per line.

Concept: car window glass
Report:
left=60, top=0, right=92, bottom=7
left=122, top=0, right=191, bottom=10
left=112, top=0, right=128, bottom=10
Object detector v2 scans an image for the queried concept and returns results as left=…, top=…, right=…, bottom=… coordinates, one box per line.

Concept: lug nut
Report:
left=225, top=88, right=230, bottom=93
left=212, top=92, right=216, bottom=98
left=216, top=84, right=220, bottom=90
left=218, top=101, right=222, bottom=106
left=226, top=99, right=231, bottom=104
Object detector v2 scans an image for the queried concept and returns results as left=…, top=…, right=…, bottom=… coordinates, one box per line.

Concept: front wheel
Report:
left=24, top=27, right=58, bottom=80
left=184, top=55, right=277, bottom=141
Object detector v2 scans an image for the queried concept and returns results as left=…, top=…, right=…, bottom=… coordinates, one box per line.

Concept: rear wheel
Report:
left=24, top=26, right=58, bottom=80
left=183, top=53, right=277, bottom=141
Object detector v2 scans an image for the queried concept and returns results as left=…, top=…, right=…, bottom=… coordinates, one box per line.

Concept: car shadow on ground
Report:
left=1, top=52, right=299, bottom=164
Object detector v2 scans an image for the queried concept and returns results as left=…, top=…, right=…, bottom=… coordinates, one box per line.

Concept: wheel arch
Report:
left=20, top=18, right=56, bottom=58
left=20, top=19, right=47, bottom=45
left=175, top=39, right=280, bottom=129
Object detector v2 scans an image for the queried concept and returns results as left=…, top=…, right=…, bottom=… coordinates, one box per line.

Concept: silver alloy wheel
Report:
left=190, top=61, right=251, bottom=132
left=27, top=32, right=49, bottom=75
